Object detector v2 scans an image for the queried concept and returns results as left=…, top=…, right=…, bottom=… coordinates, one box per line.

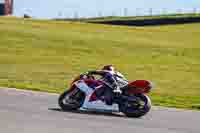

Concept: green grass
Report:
left=0, top=16, right=200, bottom=110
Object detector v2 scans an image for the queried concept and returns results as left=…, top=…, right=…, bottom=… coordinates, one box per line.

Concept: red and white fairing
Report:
left=72, top=78, right=153, bottom=112
left=74, top=80, right=119, bottom=111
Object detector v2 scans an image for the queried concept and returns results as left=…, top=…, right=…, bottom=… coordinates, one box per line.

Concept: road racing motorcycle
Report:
left=58, top=73, right=153, bottom=118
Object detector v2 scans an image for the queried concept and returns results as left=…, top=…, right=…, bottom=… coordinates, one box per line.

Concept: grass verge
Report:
left=0, top=16, right=200, bottom=110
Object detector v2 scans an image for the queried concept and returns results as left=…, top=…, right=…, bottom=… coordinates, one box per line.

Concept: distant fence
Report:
left=55, top=7, right=200, bottom=19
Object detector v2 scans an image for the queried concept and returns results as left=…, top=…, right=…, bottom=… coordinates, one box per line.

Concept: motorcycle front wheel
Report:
left=120, top=94, right=151, bottom=118
left=58, top=88, right=85, bottom=111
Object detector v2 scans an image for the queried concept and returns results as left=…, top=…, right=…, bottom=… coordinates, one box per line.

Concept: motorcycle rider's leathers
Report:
left=87, top=70, right=128, bottom=105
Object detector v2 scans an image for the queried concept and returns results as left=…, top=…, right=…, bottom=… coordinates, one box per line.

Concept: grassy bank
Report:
left=0, top=17, right=200, bottom=110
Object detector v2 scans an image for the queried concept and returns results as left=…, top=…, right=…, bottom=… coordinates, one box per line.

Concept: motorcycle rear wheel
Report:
left=58, top=88, right=85, bottom=111
left=120, top=94, right=151, bottom=118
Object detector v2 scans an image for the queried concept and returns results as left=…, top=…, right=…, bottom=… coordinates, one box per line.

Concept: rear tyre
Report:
left=58, top=88, right=85, bottom=111
left=120, top=94, right=151, bottom=118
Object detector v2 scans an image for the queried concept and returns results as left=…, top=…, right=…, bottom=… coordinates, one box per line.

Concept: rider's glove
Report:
left=85, top=72, right=89, bottom=75
left=85, top=71, right=92, bottom=76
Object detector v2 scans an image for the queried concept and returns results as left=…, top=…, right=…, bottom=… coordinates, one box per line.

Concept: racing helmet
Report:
left=102, top=65, right=115, bottom=72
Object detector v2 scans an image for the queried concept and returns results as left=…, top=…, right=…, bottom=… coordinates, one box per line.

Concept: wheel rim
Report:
left=62, top=97, right=77, bottom=105
left=60, top=89, right=84, bottom=108
left=126, top=95, right=149, bottom=113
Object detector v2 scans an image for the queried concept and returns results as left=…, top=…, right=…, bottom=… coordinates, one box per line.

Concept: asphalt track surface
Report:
left=0, top=88, right=200, bottom=133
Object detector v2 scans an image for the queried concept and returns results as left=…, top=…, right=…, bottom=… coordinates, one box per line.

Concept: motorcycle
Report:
left=58, top=73, right=153, bottom=118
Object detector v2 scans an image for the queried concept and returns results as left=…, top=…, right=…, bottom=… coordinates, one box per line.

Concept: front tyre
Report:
left=120, top=94, right=151, bottom=118
left=58, top=88, right=85, bottom=111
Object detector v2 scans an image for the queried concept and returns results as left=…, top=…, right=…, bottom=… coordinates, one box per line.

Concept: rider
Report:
left=86, top=65, right=126, bottom=105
